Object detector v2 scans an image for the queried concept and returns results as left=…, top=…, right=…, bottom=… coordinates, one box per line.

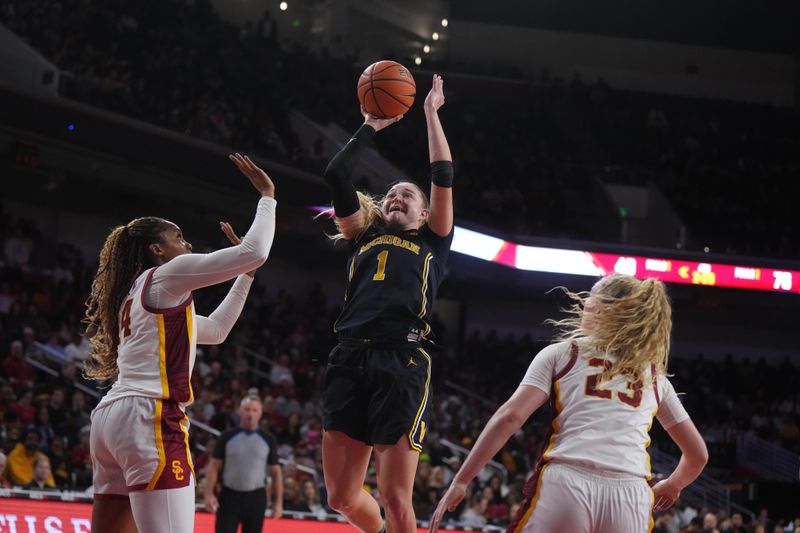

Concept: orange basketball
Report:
left=357, top=60, right=416, bottom=119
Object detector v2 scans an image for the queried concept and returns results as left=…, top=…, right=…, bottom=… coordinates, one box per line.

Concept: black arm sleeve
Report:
left=322, top=124, right=376, bottom=218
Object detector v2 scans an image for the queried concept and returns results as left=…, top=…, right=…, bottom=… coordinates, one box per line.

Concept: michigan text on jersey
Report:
left=359, top=235, right=421, bottom=255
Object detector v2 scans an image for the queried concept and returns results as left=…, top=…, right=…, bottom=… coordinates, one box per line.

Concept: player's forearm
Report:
left=238, top=196, right=277, bottom=260
left=204, top=466, right=219, bottom=497
left=663, top=418, right=708, bottom=490
left=667, top=451, right=707, bottom=490
left=425, top=108, right=451, bottom=163
left=271, top=467, right=283, bottom=503
left=426, top=108, right=454, bottom=235
left=427, top=185, right=453, bottom=236
left=452, top=407, right=522, bottom=486
left=323, top=125, right=374, bottom=218
left=153, top=197, right=275, bottom=296
left=196, top=275, right=253, bottom=344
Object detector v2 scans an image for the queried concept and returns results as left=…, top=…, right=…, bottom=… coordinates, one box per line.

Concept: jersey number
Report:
left=584, top=357, right=643, bottom=408
left=372, top=250, right=389, bottom=281
left=120, top=298, right=133, bottom=339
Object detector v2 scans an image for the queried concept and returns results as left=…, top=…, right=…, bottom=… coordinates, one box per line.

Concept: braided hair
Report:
left=84, top=217, right=170, bottom=380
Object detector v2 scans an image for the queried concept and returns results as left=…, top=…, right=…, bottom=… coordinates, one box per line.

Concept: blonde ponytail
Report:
left=546, top=274, right=672, bottom=383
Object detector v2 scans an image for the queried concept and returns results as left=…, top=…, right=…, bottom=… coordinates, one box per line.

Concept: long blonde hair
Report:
left=329, top=182, right=429, bottom=242
left=546, top=274, right=672, bottom=382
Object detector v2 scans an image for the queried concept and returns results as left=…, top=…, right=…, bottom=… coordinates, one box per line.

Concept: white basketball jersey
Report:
left=522, top=341, right=686, bottom=479
left=98, top=267, right=197, bottom=409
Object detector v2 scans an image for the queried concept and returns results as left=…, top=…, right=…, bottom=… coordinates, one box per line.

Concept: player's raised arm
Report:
left=425, top=75, right=454, bottom=237
left=194, top=222, right=258, bottom=345
left=323, top=109, right=402, bottom=240
left=150, top=154, right=276, bottom=296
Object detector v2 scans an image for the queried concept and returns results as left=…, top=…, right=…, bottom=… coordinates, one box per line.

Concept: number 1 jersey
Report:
left=334, top=224, right=453, bottom=342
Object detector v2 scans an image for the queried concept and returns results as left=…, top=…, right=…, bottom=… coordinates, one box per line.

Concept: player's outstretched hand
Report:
left=424, top=74, right=445, bottom=113
left=428, top=481, right=466, bottom=532
left=652, top=478, right=681, bottom=511
left=229, top=153, right=275, bottom=198
left=361, top=106, right=403, bottom=132
left=220, top=221, right=256, bottom=277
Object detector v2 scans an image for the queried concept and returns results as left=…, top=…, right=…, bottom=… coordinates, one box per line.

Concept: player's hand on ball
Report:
left=652, top=478, right=681, bottom=511
left=428, top=481, right=466, bottom=532
left=361, top=106, right=403, bottom=132
left=424, top=74, right=445, bottom=113
left=229, top=153, right=275, bottom=198
left=220, top=221, right=256, bottom=277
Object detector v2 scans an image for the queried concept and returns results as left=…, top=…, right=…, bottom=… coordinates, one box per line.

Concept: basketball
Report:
left=357, top=60, right=416, bottom=119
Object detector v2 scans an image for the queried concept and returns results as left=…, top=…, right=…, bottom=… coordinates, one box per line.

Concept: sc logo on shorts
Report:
left=172, top=460, right=185, bottom=481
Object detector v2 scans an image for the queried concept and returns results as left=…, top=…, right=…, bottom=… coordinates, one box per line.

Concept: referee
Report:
left=204, top=395, right=284, bottom=533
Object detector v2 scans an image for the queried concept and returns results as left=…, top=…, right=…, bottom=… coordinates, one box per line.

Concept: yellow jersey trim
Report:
left=147, top=400, right=167, bottom=490
left=408, top=347, right=432, bottom=452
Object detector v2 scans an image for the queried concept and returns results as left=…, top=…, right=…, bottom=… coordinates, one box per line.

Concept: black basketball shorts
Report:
left=321, top=342, right=432, bottom=451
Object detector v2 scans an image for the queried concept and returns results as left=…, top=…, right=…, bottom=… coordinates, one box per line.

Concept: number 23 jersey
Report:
left=521, top=341, right=690, bottom=479
left=334, top=224, right=454, bottom=342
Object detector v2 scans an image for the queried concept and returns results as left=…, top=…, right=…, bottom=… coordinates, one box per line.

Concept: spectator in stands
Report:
left=3, top=340, right=33, bottom=385
left=0, top=452, right=9, bottom=488
left=275, top=383, right=301, bottom=418
left=0, top=282, right=13, bottom=314
left=46, top=436, right=70, bottom=488
left=758, top=508, right=777, bottom=531
left=276, top=412, right=301, bottom=446
left=9, top=389, right=35, bottom=425
left=269, top=352, right=294, bottom=386
left=21, top=327, right=35, bottom=354
left=33, top=405, right=55, bottom=447
left=50, top=361, right=77, bottom=394
left=281, top=476, right=301, bottom=511
left=46, top=388, right=68, bottom=430
left=69, top=425, right=91, bottom=485
left=5, top=427, right=54, bottom=486
left=730, top=513, right=747, bottom=533
left=459, top=492, right=488, bottom=530
left=22, top=456, right=57, bottom=491
left=63, top=391, right=90, bottom=445
left=210, top=397, right=237, bottom=432
left=64, top=331, right=91, bottom=363
left=291, top=479, right=327, bottom=519
left=703, top=512, right=720, bottom=532
left=3, top=224, right=33, bottom=267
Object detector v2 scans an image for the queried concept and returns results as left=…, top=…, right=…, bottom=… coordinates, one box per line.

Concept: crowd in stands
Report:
left=1, top=2, right=799, bottom=528
left=0, top=0, right=309, bottom=168
left=2, top=204, right=799, bottom=530
left=3, top=0, right=800, bottom=259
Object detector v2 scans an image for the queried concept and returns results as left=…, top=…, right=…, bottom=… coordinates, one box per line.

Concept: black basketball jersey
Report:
left=334, top=223, right=454, bottom=342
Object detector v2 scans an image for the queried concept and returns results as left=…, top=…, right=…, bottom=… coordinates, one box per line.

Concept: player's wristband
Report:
left=430, top=160, right=453, bottom=188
